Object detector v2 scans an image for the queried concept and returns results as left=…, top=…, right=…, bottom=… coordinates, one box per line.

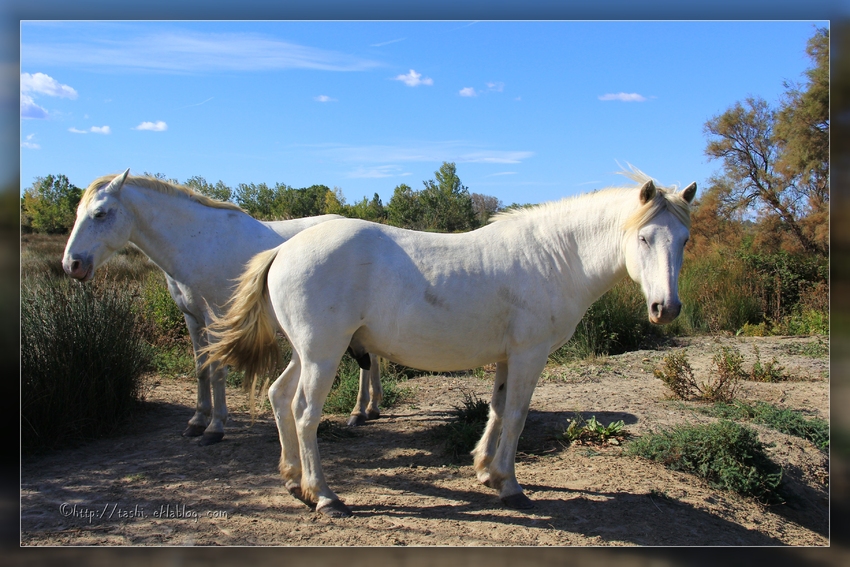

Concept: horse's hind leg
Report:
left=347, top=354, right=382, bottom=426
left=472, top=361, right=508, bottom=486
left=293, top=351, right=353, bottom=517
left=268, top=353, right=304, bottom=501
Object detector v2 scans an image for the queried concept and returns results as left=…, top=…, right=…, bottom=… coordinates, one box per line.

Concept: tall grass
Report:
left=550, top=279, right=661, bottom=362
left=21, top=276, right=153, bottom=452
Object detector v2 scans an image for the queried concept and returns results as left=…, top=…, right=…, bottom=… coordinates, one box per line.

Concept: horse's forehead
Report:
left=642, top=209, right=689, bottom=238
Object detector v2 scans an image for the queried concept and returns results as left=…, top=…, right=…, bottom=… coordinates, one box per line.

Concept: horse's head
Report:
left=62, top=169, right=134, bottom=282
left=623, top=179, right=697, bottom=325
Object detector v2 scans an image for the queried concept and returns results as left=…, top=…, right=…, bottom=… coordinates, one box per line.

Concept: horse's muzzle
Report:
left=649, top=300, right=681, bottom=325
left=63, top=254, right=94, bottom=282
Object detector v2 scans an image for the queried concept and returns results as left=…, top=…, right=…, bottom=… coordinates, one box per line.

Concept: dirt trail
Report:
left=20, top=336, right=829, bottom=546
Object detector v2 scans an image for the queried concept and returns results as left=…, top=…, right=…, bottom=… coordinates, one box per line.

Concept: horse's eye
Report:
left=639, top=235, right=648, bottom=245
left=93, top=210, right=106, bottom=219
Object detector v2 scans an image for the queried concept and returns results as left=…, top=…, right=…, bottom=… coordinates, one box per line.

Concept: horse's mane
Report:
left=489, top=166, right=692, bottom=233
left=80, top=174, right=245, bottom=212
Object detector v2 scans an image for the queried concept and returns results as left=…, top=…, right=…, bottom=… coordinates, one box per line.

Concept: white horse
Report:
left=62, top=170, right=382, bottom=446
left=204, top=169, right=696, bottom=516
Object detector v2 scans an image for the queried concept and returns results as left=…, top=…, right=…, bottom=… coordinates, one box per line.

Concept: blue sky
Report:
left=20, top=20, right=825, bottom=208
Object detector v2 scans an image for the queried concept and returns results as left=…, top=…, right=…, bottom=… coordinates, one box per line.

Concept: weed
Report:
left=627, top=420, right=783, bottom=504
left=747, top=345, right=786, bottom=382
left=431, top=390, right=490, bottom=464
left=705, top=346, right=743, bottom=402
left=785, top=338, right=828, bottom=358
left=654, top=351, right=699, bottom=400
left=559, top=413, right=628, bottom=446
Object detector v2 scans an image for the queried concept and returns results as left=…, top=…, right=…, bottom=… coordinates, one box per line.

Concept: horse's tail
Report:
left=202, top=246, right=283, bottom=419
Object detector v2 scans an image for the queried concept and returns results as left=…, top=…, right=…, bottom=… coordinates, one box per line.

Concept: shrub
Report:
left=431, top=390, right=490, bottom=463
left=627, top=420, right=783, bottom=503
left=21, top=277, right=152, bottom=452
left=654, top=348, right=741, bottom=402
left=699, top=401, right=829, bottom=451
left=747, top=345, right=787, bottom=382
left=140, top=272, right=188, bottom=345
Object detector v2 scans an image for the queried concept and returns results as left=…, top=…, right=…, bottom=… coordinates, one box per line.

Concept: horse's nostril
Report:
left=651, top=302, right=662, bottom=317
left=71, top=260, right=80, bottom=271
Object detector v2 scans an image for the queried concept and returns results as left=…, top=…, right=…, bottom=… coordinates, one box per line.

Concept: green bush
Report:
left=699, top=401, right=829, bottom=450
left=21, top=277, right=152, bottom=452
left=431, top=390, right=490, bottom=463
left=140, top=272, right=188, bottom=345
left=627, top=420, right=783, bottom=503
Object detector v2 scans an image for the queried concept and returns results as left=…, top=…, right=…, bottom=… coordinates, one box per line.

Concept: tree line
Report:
left=20, top=161, right=507, bottom=235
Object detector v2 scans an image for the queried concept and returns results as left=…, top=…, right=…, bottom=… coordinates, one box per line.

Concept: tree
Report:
left=419, top=162, right=476, bottom=232
left=21, top=174, right=82, bottom=234
left=233, top=182, right=277, bottom=219
left=703, top=28, right=828, bottom=256
left=183, top=176, right=233, bottom=202
left=471, top=192, right=503, bottom=225
left=387, top=183, right=423, bottom=229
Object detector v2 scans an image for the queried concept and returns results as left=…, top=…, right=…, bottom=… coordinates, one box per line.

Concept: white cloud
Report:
left=21, top=72, right=78, bottom=98
left=21, top=133, right=40, bottom=149
left=486, top=171, right=518, bottom=177
left=486, top=82, right=504, bottom=92
left=459, top=87, right=477, bottom=97
left=598, top=92, right=647, bottom=102
left=20, top=94, right=48, bottom=119
left=347, top=165, right=411, bottom=179
left=318, top=141, right=533, bottom=166
left=315, top=95, right=336, bottom=103
left=69, top=127, right=88, bottom=134
left=393, top=69, right=433, bottom=87
left=91, top=125, right=111, bottom=134
left=134, top=121, right=168, bottom=131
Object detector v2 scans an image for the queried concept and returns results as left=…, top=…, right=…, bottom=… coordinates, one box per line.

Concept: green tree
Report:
left=324, top=187, right=347, bottom=215
left=233, top=182, right=277, bottom=219
left=387, top=183, right=423, bottom=229
left=471, top=192, right=503, bottom=225
left=703, top=28, right=828, bottom=255
left=347, top=193, right=387, bottom=222
left=420, top=162, right=476, bottom=232
left=183, top=175, right=233, bottom=202
left=21, top=174, right=82, bottom=234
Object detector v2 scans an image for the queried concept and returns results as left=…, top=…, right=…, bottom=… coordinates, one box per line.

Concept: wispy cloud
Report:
left=598, top=92, right=648, bottom=102
left=393, top=69, right=433, bottom=87
left=347, top=165, right=411, bottom=179
left=459, top=87, right=477, bottom=97
left=20, top=94, right=48, bottom=119
left=70, top=126, right=111, bottom=134
left=176, top=97, right=213, bottom=109
left=134, top=120, right=168, bottom=131
left=486, top=82, right=504, bottom=92
left=486, top=171, right=518, bottom=177
left=371, top=38, right=406, bottom=48
left=22, top=30, right=382, bottom=74
left=21, top=134, right=40, bottom=149
left=314, top=95, right=337, bottom=103
left=318, top=141, right=533, bottom=166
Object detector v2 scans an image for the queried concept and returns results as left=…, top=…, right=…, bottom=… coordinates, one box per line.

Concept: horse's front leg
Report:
left=182, top=312, right=213, bottom=439
left=478, top=347, right=548, bottom=510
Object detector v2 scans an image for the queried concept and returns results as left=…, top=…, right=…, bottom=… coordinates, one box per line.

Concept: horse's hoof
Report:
left=316, top=499, right=353, bottom=518
left=346, top=414, right=367, bottom=427
left=198, top=432, right=224, bottom=446
left=501, top=492, right=535, bottom=510
left=285, top=484, right=314, bottom=508
left=366, top=409, right=381, bottom=420
left=183, top=424, right=206, bottom=438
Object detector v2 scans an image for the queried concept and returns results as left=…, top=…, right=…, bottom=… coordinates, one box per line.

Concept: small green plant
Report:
left=322, top=355, right=411, bottom=415
left=654, top=348, right=740, bottom=403
left=431, top=390, right=490, bottom=463
left=747, top=345, right=786, bottom=382
left=140, top=273, right=188, bottom=345
left=705, top=346, right=743, bottom=402
left=785, top=338, right=828, bottom=358
left=559, top=413, right=628, bottom=446
left=627, top=420, right=783, bottom=504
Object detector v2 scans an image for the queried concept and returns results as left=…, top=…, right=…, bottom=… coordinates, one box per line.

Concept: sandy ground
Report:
left=20, top=335, right=829, bottom=547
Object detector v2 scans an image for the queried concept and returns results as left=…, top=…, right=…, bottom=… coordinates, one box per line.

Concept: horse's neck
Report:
left=124, top=186, right=262, bottom=282
left=529, top=194, right=629, bottom=301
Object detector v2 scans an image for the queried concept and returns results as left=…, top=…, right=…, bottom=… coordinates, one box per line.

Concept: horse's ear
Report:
left=104, top=169, right=130, bottom=194
left=680, top=182, right=697, bottom=203
left=639, top=180, right=656, bottom=205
